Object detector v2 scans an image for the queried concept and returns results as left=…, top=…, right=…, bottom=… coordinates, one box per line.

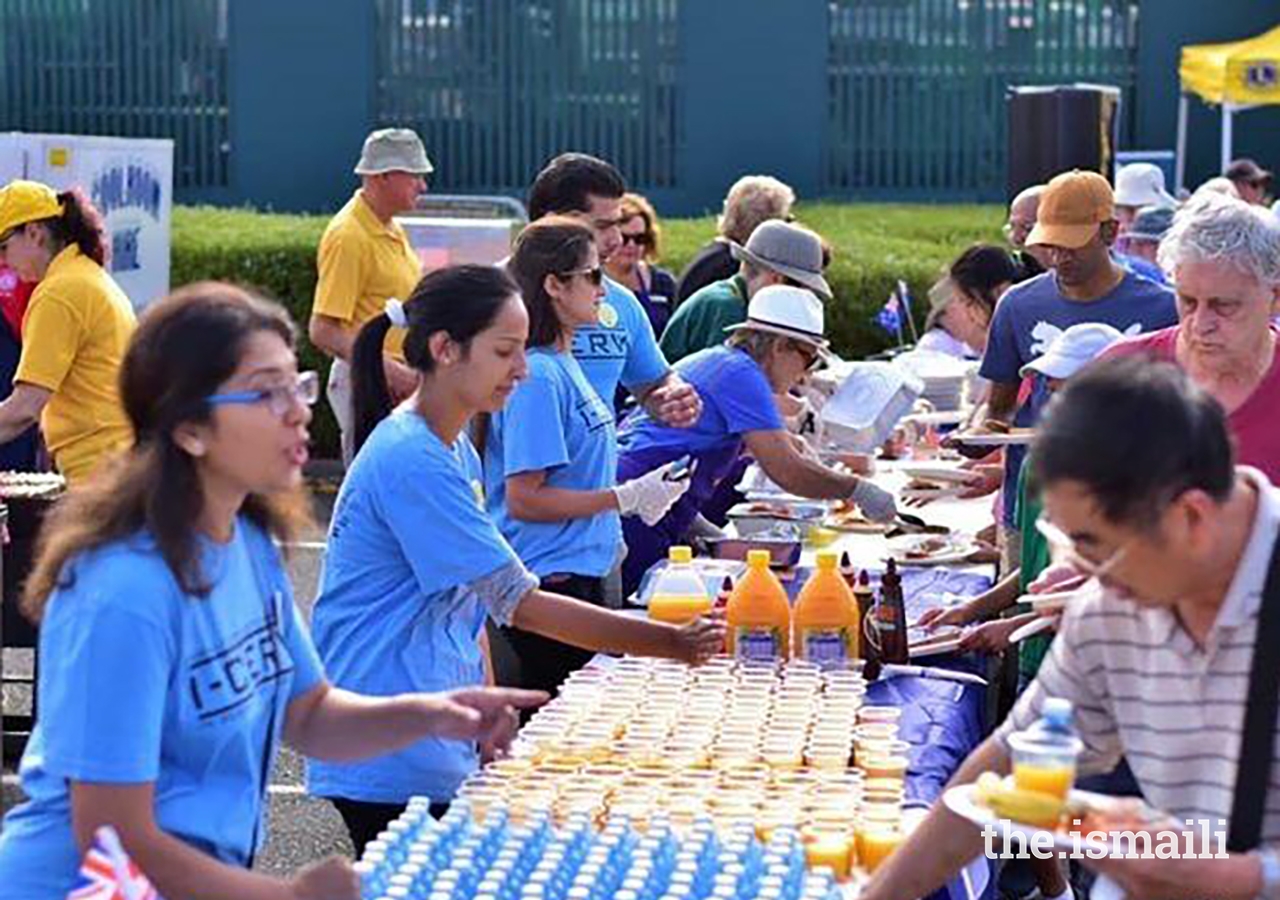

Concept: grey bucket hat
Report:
left=730, top=220, right=832, bottom=299
left=354, top=128, right=434, bottom=176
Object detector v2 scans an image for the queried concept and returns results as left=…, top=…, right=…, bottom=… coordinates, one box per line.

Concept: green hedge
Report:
left=171, top=202, right=1004, bottom=458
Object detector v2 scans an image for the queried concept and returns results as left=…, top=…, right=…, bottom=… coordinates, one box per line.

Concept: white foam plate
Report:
left=901, top=485, right=970, bottom=502
left=887, top=534, right=978, bottom=566
left=951, top=430, right=1036, bottom=447
left=1028, top=591, right=1075, bottom=615
left=899, top=465, right=982, bottom=485
left=1008, top=616, right=1056, bottom=644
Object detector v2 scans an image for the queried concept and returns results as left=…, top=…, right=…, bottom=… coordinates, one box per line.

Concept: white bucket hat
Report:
left=725, top=284, right=828, bottom=349
left=729, top=220, right=832, bottom=299
left=1114, top=163, right=1176, bottom=209
left=1020, top=322, right=1124, bottom=380
left=354, top=128, right=434, bottom=176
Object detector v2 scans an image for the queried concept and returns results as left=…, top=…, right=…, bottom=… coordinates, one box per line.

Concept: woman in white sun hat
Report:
left=616, top=284, right=898, bottom=594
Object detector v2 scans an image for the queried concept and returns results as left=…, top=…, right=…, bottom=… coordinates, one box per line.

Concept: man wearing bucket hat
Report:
left=955, top=169, right=1176, bottom=569
left=617, top=284, right=896, bottom=595
left=308, top=127, right=432, bottom=462
left=1113, top=162, right=1177, bottom=228
left=659, top=219, right=831, bottom=363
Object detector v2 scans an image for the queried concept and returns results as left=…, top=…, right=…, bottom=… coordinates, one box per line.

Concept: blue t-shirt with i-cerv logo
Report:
left=0, top=519, right=324, bottom=900
left=486, top=346, right=622, bottom=578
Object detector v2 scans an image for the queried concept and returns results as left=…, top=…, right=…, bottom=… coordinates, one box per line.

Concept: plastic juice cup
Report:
left=856, top=822, right=904, bottom=874
left=857, top=706, right=902, bottom=724
left=859, top=754, right=909, bottom=780
left=854, top=721, right=899, bottom=739
left=803, top=829, right=854, bottom=879
left=805, top=745, right=853, bottom=770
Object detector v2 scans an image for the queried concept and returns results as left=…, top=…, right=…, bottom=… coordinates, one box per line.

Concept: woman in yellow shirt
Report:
left=0, top=180, right=136, bottom=483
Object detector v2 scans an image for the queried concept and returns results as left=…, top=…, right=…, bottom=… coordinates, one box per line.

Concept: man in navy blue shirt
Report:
left=958, top=170, right=1178, bottom=555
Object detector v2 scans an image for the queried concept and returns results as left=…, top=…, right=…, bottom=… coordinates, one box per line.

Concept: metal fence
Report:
left=0, top=0, right=230, bottom=190
left=0, top=0, right=1156, bottom=207
left=374, top=0, right=682, bottom=194
left=825, top=0, right=1141, bottom=199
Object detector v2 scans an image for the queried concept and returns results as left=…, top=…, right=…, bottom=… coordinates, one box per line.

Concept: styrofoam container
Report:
left=819, top=362, right=924, bottom=452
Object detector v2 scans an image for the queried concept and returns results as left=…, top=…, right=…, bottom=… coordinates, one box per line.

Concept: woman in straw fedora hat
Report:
left=617, top=284, right=898, bottom=595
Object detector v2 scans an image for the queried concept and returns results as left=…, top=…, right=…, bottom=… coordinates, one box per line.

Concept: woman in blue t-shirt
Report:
left=486, top=218, right=691, bottom=693
left=309, top=263, right=722, bottom=851
left=0, top=283, right=544, bottom=900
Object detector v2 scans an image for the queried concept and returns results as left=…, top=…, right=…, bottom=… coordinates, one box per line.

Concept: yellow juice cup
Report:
left=856, top=823, right=904, bottom=873
left=803, top=829, right=854, bottom=879
left=1013, top=762, right=1075, bottom=800
left=857, top=706, right=903, bottom=725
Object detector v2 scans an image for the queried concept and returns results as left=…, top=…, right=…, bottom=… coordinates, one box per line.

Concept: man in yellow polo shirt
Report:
left=309, top=128, right=430, bottom=462
left=0, top=180, right=134, bottom=484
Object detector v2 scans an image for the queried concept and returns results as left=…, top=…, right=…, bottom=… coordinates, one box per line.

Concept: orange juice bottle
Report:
left=793, top=552, right=861, bottom=667
left=726, top=550, right=792, bottom=661
left=648, top=546, right=712, bottom=624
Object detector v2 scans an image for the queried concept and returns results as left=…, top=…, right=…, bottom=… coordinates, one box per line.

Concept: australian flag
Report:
left=67, top=827, right=162, bottom=900
left=875, top=293, right=903, bottom=336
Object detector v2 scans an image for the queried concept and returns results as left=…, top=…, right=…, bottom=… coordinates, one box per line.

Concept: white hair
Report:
left=1158, top=192, right=1280, bottom=288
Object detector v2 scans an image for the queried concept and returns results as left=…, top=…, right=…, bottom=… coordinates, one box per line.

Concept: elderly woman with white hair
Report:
left=675, top=175, right=796, bottom=304
left=1105, top=193, right=1280, bottom=481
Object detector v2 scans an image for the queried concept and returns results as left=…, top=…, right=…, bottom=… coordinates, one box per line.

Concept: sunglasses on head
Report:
left=559, top=266, right=604, bottom=286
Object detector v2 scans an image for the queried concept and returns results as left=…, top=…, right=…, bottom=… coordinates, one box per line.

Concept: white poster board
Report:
left=7, top=133, right=173, bottom=309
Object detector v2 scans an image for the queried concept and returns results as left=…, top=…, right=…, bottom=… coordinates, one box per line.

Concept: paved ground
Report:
left=1, top=483, right=356, bottom=876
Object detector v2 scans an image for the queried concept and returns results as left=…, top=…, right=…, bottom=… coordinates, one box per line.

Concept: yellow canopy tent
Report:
left=1175, top=24, right=1280, bottom=191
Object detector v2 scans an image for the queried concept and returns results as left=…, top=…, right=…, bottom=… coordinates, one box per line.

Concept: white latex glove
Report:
left=614, top=462, right=692, bottom=526
left=850, top=478, right=897, bottom=523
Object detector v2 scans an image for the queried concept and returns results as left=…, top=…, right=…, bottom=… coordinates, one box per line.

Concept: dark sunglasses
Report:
left=620, top=232, right=652, bottom=247
left=787, top=339, right=822, bottom=370
left=559, top=266, right=604, bottom=286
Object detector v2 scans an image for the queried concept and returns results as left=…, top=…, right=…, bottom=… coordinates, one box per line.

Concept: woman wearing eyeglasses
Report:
left=604, top=193, right=677, bottom=339
left=0, top=180, right=135, bottom=483
left=487, top=218, right=695, bottom=693
left=0, top=283, right=543, bottom=900
left=308, top=261, right=722, bottom=851
left=617, top=284, right=899, bottom=597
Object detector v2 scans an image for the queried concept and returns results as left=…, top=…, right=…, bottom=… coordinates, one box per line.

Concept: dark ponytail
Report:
left=350, top=264, right=520, bottom=455
left=51, top=188, right=109, bottom=267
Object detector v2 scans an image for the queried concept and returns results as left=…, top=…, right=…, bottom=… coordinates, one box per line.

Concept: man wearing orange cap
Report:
left=958, top=170, right=1177, bottom=561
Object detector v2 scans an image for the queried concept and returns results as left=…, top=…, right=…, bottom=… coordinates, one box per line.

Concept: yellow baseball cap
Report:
left=1026, top=170, right=1115, bottom=250
left=0, top=180, right=64, bottom=238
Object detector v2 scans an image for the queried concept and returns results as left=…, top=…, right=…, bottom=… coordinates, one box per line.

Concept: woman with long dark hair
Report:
left=309, top=263, right=722, bottom=850
left=0, top=180, right=135, bottom=482
left=488, top=218, right=691, bottom=693
left=0, top=283, right=541, bottom=900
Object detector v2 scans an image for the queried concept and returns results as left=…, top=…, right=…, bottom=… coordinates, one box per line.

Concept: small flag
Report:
left=67, top=826, right=162, bottom=900
left=875, top=293, right=903, bottom=339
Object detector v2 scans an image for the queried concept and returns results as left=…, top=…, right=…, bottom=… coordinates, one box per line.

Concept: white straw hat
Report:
left=725, top=284, right=828, bottom=349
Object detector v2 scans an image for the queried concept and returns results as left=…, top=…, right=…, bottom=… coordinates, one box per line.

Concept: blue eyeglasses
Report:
left=205, top=371, right=320, bottom=418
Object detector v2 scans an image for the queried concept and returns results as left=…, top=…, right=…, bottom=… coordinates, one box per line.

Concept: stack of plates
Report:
left=893, top=351, right=976, bottom=413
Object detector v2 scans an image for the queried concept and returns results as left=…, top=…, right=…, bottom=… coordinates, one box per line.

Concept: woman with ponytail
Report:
left=309, top=264, right=723, bottom=850
left=0, top=180, right=135, bottom=482
left=0, top=283, right=542, bottom=900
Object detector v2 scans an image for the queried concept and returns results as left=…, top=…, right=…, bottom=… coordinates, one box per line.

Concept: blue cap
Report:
left=1042, top=697, right=1074, bottom=729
